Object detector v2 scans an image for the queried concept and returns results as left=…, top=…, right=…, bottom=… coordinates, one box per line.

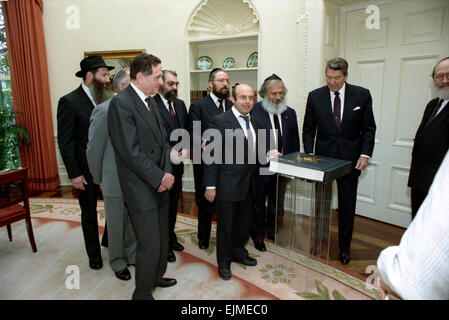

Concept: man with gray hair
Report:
left=408, top=56, right=449, bottom=219
left=86, top=67, right=137, bottom=281
left=250, top=74, right=300, bottom=251
left=303, top=57, right=376, bottom=265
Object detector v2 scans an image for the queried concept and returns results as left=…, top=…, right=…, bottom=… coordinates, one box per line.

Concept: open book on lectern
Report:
left=269, top=152, right=353, bottom=183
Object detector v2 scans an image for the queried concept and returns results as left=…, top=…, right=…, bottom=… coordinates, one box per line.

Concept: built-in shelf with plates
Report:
left=186, top=0, right=260, bottom=103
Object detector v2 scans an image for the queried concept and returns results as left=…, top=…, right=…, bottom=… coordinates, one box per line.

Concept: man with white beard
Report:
left=250, top=74, right=300, bottom=251
left=408, top=56, right=449, bottom=219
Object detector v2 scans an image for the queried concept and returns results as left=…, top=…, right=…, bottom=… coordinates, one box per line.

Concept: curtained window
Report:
left=2, top=0, right=60, bottom=193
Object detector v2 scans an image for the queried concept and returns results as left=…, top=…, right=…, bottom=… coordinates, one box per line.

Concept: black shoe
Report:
left=232, top=256, right=257, bottom=266
left=115, top=267, right=131, bottom=281
left=172, top=241, right=184, bottom=251
left=157, top=277, right=177, bottom=288
left=168, top=250, right=176, bottom=263
left=254, top=239, right=267, bottom=252
left=218, top=267, right=231, bottom=280
left=198, top=240, right=209, bottom=250
left=89, top=256, right=103, bottom=270
left=339, top=252, right=351, bottom=265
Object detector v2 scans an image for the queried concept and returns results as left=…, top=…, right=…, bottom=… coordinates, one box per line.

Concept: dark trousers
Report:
left=128, top=200, right=169, bottom=300
left=78, top=180, right=101, bottom=259
left=215, top=191, right=253, bottom=269
left=336, top=169, right=361, bottom=254
left=168, top=166, right=183, bottom=248
left=251, top=174, right=287, bottom=240
left=193, top=164, right=215, bottom=243
left=410, top=188, right=427, bottom=220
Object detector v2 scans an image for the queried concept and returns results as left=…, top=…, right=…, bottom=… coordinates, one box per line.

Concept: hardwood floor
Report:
left=36, top=186, right=405, bottom=279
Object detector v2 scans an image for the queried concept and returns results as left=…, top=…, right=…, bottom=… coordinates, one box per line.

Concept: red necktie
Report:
left=333, top=91, right=341, bottom=132
left=169, top=101, right=175, bottom=116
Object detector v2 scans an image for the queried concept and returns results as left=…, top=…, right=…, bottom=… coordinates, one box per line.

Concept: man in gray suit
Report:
left=108, top=54, right=176, bottom=300
left=86, top=67, right=136, bottom=281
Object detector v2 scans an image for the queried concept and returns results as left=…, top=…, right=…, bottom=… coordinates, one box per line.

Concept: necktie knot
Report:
left=240, top=115, right=250, bottom=127
left=334, top=91, right=340, bottom=96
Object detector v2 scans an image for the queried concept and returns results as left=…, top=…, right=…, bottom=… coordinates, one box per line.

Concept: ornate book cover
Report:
left=269, top=152, right=353, bottom=183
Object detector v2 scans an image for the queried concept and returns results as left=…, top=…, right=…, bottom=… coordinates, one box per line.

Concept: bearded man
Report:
left=154, top=70, right=190, bottom=262
left=408, top=56, right=449, bottom=219
left=188, top=68, right=232, bottom=250
left=250, top=74, right=300, bottom=251
left=57, top=55, right=114, bottom=270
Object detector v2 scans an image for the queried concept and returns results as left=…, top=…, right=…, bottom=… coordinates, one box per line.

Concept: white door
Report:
left=340, top=0, right=449, bottom=227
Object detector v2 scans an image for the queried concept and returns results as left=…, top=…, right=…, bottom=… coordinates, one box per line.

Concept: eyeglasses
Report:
left=214, top=79, right=231, bottom=85
left=433, top=73, right=449, bottom=81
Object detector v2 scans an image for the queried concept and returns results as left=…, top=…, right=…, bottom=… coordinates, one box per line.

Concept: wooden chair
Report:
left=0, top=167, right=37, bottom=252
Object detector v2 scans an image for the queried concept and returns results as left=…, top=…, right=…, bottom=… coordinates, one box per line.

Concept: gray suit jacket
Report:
left=108, top=85, right=172, bottom=212
left=86, top=98, right=122, bottom=197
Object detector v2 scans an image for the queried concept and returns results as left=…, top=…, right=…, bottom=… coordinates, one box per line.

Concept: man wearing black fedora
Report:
left=57, top=55, right=114, bottom=270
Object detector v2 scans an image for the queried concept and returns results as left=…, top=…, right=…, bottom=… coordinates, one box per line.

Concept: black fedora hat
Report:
left=75, top=55, right=115, bottom=78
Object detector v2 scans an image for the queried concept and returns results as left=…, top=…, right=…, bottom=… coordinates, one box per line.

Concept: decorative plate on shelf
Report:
left=246, top=51, right=258, bottom=68
left=222, top=57, right=235, bottom=69
left=196, top=56, right=213, bottom=70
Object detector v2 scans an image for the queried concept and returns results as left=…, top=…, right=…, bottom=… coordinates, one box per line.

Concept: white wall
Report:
left=42, top=0, right=311, bottom=184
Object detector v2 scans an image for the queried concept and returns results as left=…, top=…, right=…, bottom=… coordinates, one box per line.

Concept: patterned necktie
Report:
left=426, top=99, right=444, bottom=127
left=168, top=101, right=175, bottom=116
left=145, top=97, right=160, bottom=129
left=218, top=99, right=224, bottom=113
left=273, top=114, right=283, bottom=152
left=333, top=91, right=341, bottom=132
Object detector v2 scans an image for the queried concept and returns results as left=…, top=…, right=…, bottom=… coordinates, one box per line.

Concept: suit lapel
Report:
left=418, top=99, right=449, bottom=136
left=127, top=87, right=164, bottom=148
left=76, top=85, right=95, bottom=112
left=341, top=83, right=356, bottom=127
left=155, top=95, right=176, bottom=131
left=320, top=88, right=336, bottom=131
left=173, top=100, right=184, bottom=128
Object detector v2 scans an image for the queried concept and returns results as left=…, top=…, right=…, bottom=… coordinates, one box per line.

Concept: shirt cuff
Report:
left=206, top=186, right=216, bottom=190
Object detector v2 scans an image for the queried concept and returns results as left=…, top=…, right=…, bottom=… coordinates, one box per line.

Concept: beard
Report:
left=436, top=87, right=449, bottom=100
left=163, top=88, right=178, bottom=102
left=89, top=77, right=113, bottom=105
left=261, top=97, right=288, bottom=115
left=212, top=85, right=230, bottom=100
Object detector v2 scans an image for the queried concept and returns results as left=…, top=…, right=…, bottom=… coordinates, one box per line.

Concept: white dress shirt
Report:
left=130, top=82, right=150, bottom=111
left=231, top=106, right=256, bottom=146
left=436, top=99, right=448, bottom=117
left=209, top=92, right=224, bottom=110
left=330, top=83, right=346, bottom=123
left=82, top=83, right=96, bottom=106
left=377, top=150, right=449, bottom=300
left=158, top=93, right=176, bottom=115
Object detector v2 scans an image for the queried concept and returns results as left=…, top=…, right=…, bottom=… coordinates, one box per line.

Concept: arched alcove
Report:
left=187, top=0, right=259, bottom=39
left=186, top=0, right=260, bottom=101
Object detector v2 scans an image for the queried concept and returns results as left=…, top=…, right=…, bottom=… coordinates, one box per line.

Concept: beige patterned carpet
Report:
left=0, top=198, right=381, bottom=300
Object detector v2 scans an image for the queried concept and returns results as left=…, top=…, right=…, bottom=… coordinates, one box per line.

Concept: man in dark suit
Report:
left=108, top=54, right=176, bottom=300
left=154, top=70, right=190, bottom=262
left=188, top=68, right=232, bottom=250
left=408, top=56, right=449, bottom=219
left=250, top=74, right=300, bottom=251
left=57, top=55, right=114, bottom=270
left=303, top=57, right=376, bottom=265
left=204, top=84, right=258, bottom=281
